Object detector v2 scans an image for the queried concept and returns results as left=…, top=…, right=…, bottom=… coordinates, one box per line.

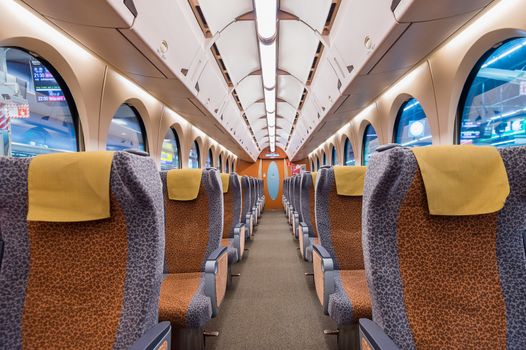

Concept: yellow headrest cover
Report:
left=412, top=145, right=509, bottom=216
left=220, top=173, right=230, bottom=193
left=28, top=151, right=114, bottom=222
left=167, top=169, right=203, bottom=201
left=311, top=172, right=317, bottom=188
left=333, top=166, right=367, bottom=196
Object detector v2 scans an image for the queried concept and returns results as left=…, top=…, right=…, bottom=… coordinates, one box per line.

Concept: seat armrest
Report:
left=313, top=244, right=332, bottom=260
left=298, top=222, right=309, bottom=260
left=128, top=321, right=171, bottom=350
left=312, top=244, right=336, bottom=314
left=245, top=213, right=253, bottom=238
left=293, top=212, right=300, bottom=239
left=233, top=223, right=246, bottom=260
left=204, top=246, right=228, bottom=317
left=359, top=319, right=401, bottom=350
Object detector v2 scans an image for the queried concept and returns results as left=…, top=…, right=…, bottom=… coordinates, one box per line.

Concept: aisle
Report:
left=206, top=210, right=338, bottom=350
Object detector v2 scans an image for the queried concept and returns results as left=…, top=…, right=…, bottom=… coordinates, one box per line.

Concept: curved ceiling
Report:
left=197, top=0, right=335, bottom=153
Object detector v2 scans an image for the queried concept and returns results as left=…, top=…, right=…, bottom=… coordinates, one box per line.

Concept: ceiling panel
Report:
left=278, top=21, right=319, bottom=84
left=236, top=75, right=264, bottom=109
left=280, top=0, right=332, bottom=32
left=198, top=0, right=253, bottom=34
left=216, top=21, right=260, bottom=84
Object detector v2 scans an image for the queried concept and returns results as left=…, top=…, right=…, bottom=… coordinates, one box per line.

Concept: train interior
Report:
left=0, top=0, right=526, bottom=349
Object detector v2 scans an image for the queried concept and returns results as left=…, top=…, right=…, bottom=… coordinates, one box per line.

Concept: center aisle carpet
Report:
left=206, top=210, right=338, bottom=350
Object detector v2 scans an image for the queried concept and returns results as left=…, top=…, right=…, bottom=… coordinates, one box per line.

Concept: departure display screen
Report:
left=31, top=60, right=65, bottom=102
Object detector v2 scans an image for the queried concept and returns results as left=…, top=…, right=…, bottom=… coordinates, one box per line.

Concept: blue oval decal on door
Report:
left=267, top=161, right=280, bottom=200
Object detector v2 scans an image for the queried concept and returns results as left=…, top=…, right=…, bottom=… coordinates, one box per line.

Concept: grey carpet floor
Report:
left=206, top=210, right=338, bottom=350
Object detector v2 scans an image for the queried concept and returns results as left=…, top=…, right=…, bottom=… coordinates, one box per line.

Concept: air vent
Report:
left=195, top=82, right=200, bottom=92
left=347, top=65, right=354, bottom=73
left=123, top=0, right=138, bottom=17
left=188, top=1, right=212, bottom=38
left=337, top=79, right=342, bottom=90
left=181, top=68, right=189, bottom=76
left=323, top=0, right=341, bottom=35
left=390, top=0, right=402, bottom=12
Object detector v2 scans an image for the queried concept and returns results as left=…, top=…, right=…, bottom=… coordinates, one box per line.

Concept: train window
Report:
left=331, top=145, right=338, bottom=165
left=322, top=153, right=327, bottom=165
left=218, top=154, right=223, bottom=172
left=226, top=159, right=230, bottom=173
left=311, top=160, right=315, bottom=170
left=160, top=128, right=180, bottom=170
left=188, top=140, right=200, bottom=168
left=0, top=47, right=80, bottom=157
left=459, top=37, right=526, bottom=147
left=316, top=157, right=320, bottom=170
left=107, top=104, right=146, bottom=152
left=232, top=160, right=236, bottom=173
left=362, top=124, right=379, bottom=165
left=394, top=98, right=432, bottom=147
left=344, top=138, right=355, bottom=165
left=206, top=148, right=213, bottom=168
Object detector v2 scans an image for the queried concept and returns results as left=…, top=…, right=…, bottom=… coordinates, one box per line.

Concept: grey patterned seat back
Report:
left=241, top=176, right=252, bottom=217
left=362, top=146, right=526, bottom=349
left=223, top=173, right=242, bottom=238
left=299, top=172, right=317, bottom=237
left=250, top=177, right=258, bottom=207
left=0, top=152, right=165, bottom=350
left=293, top=175, right=302, bottom=219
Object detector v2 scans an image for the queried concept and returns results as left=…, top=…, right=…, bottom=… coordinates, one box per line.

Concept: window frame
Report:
left=455, top=37, right=522, bottom=145
left=362, top=123, right=378, bottom=166
left=3, top=46, right=83, bottom=153
left=393, top=98, right=431, bottom=147
left=160, top=127, right=181, bottom=170
left=189, top=140, right=200, bottom=168
left=107, top=103, right=148, bottom=153
left=343, top=137, right=355, bottom=166
left=207, top=148, right=213, bottom=168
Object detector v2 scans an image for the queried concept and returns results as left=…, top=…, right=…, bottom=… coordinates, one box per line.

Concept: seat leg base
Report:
left=337, top=324, right=359, bottom=350
left=171, top=327, right=205, bottom=350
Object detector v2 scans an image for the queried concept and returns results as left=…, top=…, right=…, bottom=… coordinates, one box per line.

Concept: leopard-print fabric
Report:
left=0, top=152, right=165, bottom=350
left=398, top=171, right=506, bottom=349
left=363, top=146, right=526, bottom=350
left=161, top=169, right=223, bottom=274
left=316, top=168, right=364, bottom=271
left=158, top=273, right=211, bottom=328
left=23, top=195, right=128, bottom=350
left=328, top=270, right=372, bottom=325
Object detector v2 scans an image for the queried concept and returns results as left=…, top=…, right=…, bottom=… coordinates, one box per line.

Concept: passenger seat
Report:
left=241, top=176, right=254, bottom=238
left=312, top=165, right=371, bottom=349
left=0, top=151, right=170, bottom=350
left=298, top=171, right=318, bottom=261
left=159, top=168, right=228, bottom=348
left=220, top=173, right=245, bottom=264
left=360, top=145, right=526, bottom=350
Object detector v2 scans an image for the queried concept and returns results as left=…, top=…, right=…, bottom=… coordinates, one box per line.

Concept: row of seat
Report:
left=283, top=144, right=526, bottom=349
left=0, top=150, right=265, bottom=350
